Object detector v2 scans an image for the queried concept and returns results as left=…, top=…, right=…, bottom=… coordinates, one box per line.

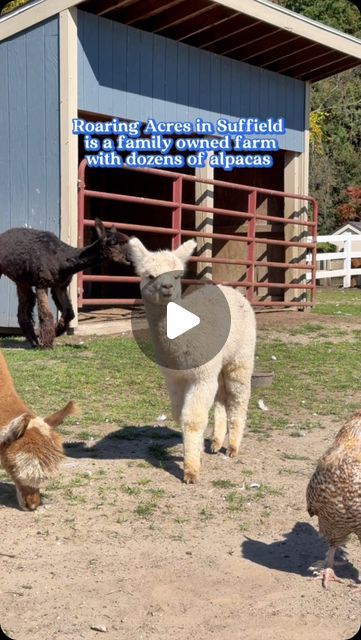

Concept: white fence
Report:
left=306, top=233, right=361, bottom=288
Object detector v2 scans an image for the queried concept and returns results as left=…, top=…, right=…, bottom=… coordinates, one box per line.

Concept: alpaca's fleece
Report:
left=128, top=237, right=256, bottom=484
left=2, top=417, right=64, bottom=488
left=129, top=238, right=197, bottom=278
left=0, top=219, right=129, bottom=348
left=0, top=414, right=30, bottom=447
left=0, top=350, right=77, bottom=510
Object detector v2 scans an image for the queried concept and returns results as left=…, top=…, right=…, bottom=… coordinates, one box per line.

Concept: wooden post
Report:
left=59, top=7, right=78, bottom=328
left=195, top=163, right=214, bottom=279
left=284, top=82, right=310, bottom=306
left=344, top=232, right=352, bottom=288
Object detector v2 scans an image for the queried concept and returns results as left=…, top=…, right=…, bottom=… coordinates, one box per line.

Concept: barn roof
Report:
left=334, top=221, right=361, bottom=234
left=0, top=0, right=360, bottom=82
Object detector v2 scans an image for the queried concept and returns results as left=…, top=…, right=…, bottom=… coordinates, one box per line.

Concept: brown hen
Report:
left=306, top=410, right=361, bottom=588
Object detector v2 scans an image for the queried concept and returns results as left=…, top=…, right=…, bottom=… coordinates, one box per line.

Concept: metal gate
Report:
left=77, top=159, right=318, bottom=309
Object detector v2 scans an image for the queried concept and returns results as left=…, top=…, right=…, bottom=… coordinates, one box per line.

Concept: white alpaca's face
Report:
left=128, top=238, right=197, bottom=305
left=142, top=270, right=184, bottom=304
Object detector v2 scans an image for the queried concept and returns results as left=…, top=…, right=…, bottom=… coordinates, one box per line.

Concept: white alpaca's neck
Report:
left=143, top=298, right=185, bottom=369
left=143, top=299, right=167, bottom=345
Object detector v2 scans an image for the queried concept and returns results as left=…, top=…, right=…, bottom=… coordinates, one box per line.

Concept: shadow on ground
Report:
left=0, top=337, right=90, bottom=351
left=0, top=482, right=20, bottom=510
left=242, top=521, right=359, bottom=582
left=0, top=338, right=31, bottom=350
left=64, top=425, right=184, bottom=481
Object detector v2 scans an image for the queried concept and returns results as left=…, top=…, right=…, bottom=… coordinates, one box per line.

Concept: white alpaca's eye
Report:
left=148, top=275, right=155, bottom=280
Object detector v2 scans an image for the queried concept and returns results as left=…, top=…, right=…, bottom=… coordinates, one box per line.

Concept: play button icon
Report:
left=131, top=270, right=232, bottom=370
left=167, top=302, right=200, bottom=340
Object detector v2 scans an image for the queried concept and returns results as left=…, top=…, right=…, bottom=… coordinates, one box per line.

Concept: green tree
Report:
left=1, top=0, right=32, bottom=15
left=280, top=0, right=361, bottom=36
left=310, top=69, right=361, bottom=231
left=275, top=0, right=361, bottom=232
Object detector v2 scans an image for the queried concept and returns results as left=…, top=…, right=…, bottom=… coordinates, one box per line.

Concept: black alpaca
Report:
left=0, top=219, right=129, bottom=348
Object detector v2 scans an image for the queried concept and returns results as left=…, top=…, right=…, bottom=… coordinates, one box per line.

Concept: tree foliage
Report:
left=278, top=0, right=361, bottom=36
left=275, top=0, right=361, bottom=232
left=338, top=186, right=361, bottom=223
left=1, top=0, right=32, bottom=15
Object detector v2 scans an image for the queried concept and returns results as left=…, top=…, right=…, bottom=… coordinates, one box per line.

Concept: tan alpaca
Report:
left=0, top=351, right=78, bottom=510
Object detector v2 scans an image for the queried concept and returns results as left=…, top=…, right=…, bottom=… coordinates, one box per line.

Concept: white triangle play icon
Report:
left=166, top=302, right=200, bottom=340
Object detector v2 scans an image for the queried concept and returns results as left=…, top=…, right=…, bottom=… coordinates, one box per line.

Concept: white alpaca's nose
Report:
left=161, top=282, right=174, bottom=296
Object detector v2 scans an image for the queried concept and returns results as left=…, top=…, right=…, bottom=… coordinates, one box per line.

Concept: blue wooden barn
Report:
left=0, top=0, right=360, bottom=329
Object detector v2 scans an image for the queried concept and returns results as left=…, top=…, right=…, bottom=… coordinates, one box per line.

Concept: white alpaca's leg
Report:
left=211, top=376, right=227, bottom=453
left=165, top=377, right=186, bottom=424
left=181, top=380, right=218, bottom=484
left=223, top=362, right=253, bottom=458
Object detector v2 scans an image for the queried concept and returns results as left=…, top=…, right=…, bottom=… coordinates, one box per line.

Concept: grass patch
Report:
left=200, top=506, right=214, bottom=520
left=1, top=336, right=168, bottom=429
left=64, top=488, right=87, bottom=504
left=223, top=484, right=281, bottom=514
left=225, top=492, right=245, bottom=512
left=279, top=467, right=304, bottom=476
left=212, top=479, right=237, bottom=489
left=135, top=500, right=157, bottom=518
left=147, top=443, right=170, bottom=462
left=77, top=430, right=96, bottom=441
left=45, top=478, right=64, bottom=492
left=313, top=288, right=361, bottom=317
left=147, top=488, right=166, bottom=498
left=250, top=324, right=361, bottom=435
left=281, top=453, right=309, bottom=461
left=2, top=290, right=361, bottom=459
left=288, top=323, right=325, bottom=335
left=136, top=462, right=152, bottom=469
left=137, top=478, right=152, bottom=486
left=68, top=473, right=91, bottom=487
left=249, top=483, right=282, bottom=500
left=120, top=484, right=141, bottom=496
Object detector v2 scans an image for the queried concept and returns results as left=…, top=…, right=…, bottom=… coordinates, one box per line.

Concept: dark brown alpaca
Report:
left=0, top=219, right=129, bottom=348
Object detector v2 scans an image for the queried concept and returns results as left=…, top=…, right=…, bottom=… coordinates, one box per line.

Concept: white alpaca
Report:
left=129, top=238, right=256, bottom=483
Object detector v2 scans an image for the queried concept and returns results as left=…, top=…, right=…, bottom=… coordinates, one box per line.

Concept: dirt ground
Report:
left=1, top=310, right=361, bottom=640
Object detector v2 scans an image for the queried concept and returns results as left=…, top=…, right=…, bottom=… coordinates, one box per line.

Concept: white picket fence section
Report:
left=306, top=232, right=361, bottom=288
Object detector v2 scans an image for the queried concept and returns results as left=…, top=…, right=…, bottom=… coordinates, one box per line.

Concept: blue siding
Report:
left=152, top=35, right=167, bottom=121
left=139, top=30, right=153, bottom=118
left=78, top=10, right=305, bottom=152
left=0, top=16, right=60, bottom=328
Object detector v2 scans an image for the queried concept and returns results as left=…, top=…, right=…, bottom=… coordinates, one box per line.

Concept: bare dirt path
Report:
left=1, top=310, right=361, bottom=640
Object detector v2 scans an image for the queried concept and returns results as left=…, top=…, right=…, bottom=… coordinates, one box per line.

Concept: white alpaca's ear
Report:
left=174, top=239, right=197, bottom=265
left=128, top=237, right=150, bottom=274
left=0, top=413, right=31, bottom=447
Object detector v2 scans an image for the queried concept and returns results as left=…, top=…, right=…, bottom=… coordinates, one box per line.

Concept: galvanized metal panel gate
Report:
left=77, top=159, right=317, bottom=309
